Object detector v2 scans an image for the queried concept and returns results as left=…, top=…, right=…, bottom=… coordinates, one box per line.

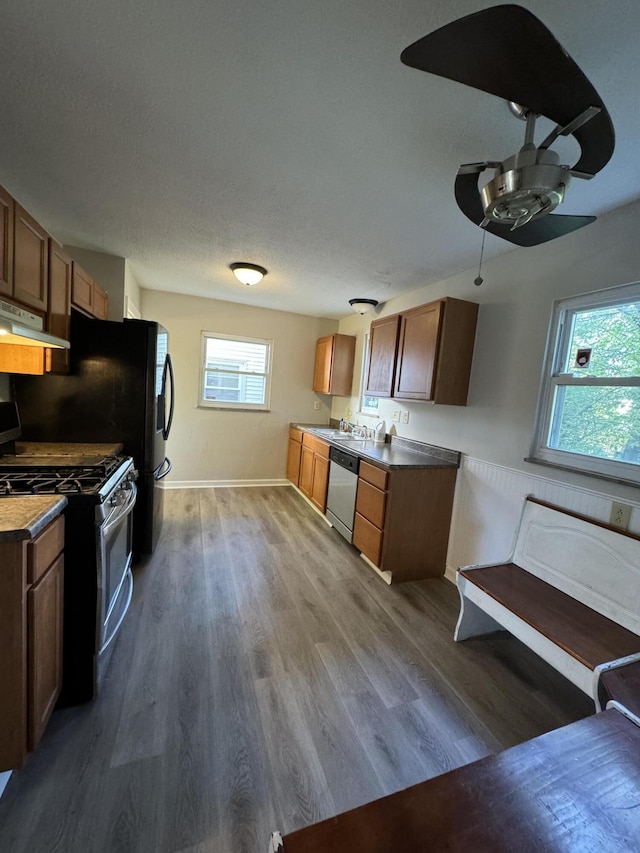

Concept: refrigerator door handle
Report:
left=154, top=456, right=172, bottom=480
left=161, top=354, right=175, bottom=440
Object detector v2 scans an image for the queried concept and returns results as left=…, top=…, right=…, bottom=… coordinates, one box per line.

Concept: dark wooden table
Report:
left=280, top=708, right=640, bottom=852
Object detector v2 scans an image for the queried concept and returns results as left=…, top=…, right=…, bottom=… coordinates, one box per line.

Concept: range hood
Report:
left=0, top=300, right=69, bottom=349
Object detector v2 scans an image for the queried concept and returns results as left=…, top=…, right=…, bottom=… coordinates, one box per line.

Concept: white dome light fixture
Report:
left=349, top=298, right=379, bottom=315
left=230, top=262, right=267, bottom=286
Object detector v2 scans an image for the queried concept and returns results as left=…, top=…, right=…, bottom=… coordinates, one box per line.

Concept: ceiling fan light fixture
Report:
left=349, top=298, right=379, bottom=315
left=230, top=262, right=267, bottom=286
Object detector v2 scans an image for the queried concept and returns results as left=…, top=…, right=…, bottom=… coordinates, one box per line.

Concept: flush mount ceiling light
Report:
left=349, top=298, right=379, bottom=315
left=229, top=262, right=267, bottom=286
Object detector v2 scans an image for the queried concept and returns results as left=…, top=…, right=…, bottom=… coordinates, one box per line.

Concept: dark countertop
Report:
left=14, top=441, right=124, bottom=458
left=0, top=495, right=67, bottom=542
left=291, top=424, right=460, bottom=470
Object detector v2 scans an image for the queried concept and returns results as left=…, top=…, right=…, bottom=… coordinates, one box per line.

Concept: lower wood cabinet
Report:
left=286, top=427, right=304, bottom=486
left=0, top=514, right=64, bottom=770
left=298, top=433, right=330, bottom=513
left=353, top=459, right=457, bottom=582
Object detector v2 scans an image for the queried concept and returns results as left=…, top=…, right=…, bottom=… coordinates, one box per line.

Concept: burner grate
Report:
left=0, top=457, right=126, bottom=496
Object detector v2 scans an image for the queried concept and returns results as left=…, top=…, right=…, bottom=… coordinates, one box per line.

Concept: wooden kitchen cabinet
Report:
left=313, top=334, right=356, bottom=396
left=286, top=427, right=304, bottom=486
left=298, top=433, right=330, bottom=512
left=13, top=203, right=49, bottom=313
left=0, top=515, right=64, bottom=770
left=47, top=241, right=72, bottom=374
left=0, top=184, right=14, bottom=298
left=72, top=262, right=109, bottom=320
left=365, top=298, right=478, bottom=405
left=352, top=459, right=457, bottom=582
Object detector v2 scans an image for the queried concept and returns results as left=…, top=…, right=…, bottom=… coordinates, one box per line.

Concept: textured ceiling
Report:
left=1, top=0, right=639, bottom=318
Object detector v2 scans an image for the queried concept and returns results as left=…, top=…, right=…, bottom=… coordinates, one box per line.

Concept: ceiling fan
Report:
left=400, top=4, right=615, bottom=246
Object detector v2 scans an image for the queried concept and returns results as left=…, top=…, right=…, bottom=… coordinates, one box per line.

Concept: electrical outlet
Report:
left=392, top=410, right=400, bottom=422
left=610, top=501, right=631, bottom=530
left=401, top=411, right=409, bottom=424
left=313, top=401, right=320, bottom=410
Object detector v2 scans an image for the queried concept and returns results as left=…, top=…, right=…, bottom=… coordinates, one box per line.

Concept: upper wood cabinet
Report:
left=365, top=298, right=478, bottom=406
left=47, top=241, right=72, bottom=374
left=14, top=203, right=49, bottom=313
left=72, top=262, right=109, bottom=320
left=365, top=315, right=401, bottom=397
left=0, top=185, right=14, bottom=298
left=313, top=334, right=356, bottom=396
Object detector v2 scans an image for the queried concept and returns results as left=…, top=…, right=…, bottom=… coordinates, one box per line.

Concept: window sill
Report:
left=524, top=456, right=640, bottom=488
left=198, top=404, right=271, bottom=412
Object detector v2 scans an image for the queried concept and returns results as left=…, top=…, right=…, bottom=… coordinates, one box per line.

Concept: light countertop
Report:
left=0, top=496, right=67, bottom=542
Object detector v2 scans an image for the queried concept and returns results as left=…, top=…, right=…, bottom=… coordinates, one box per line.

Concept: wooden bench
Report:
left=454, top=497, right=640, bottom=710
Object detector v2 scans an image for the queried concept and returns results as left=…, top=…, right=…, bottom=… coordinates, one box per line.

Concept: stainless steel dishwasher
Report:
left=326, top=446, right=360, bottom=543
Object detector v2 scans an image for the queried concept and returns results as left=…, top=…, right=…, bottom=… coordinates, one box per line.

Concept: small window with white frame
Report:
left=359, top=333, right=380, bottom=417
left=199, top=332, right=272, bottom=410
left=530, top=281, right=640, bottom=484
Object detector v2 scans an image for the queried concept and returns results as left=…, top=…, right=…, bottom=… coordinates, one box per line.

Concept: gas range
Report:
left=0, top=456, right=126, bottom=498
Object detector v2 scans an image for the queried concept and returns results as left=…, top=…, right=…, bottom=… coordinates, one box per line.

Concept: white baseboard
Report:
left=159, top=479, right=290, bottom=489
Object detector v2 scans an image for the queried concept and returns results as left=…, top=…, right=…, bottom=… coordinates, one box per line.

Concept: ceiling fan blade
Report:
left=401, top=4, right=614, bottom=176
left=454, top=171, right=595, bottom=246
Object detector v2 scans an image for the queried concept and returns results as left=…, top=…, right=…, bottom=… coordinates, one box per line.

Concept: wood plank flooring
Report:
left=0, top=487, right=592, bottom=853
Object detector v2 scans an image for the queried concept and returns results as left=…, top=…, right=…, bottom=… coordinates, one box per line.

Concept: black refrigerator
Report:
left=15, top=310, right=175, bottom=557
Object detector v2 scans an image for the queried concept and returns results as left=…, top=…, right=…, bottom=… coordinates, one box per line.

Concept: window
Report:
left=530, top=282, right=640, bottom=483
left=359, top=333, right=380, bottom=416
left=199, top=332, right=272, bottom=410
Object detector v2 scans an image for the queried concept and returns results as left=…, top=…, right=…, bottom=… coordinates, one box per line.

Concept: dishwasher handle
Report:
left=329, top=446, right=360, bottom=473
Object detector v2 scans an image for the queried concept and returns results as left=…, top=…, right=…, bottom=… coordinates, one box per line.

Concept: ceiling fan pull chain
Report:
left=474, top=230, right=486, bottom=286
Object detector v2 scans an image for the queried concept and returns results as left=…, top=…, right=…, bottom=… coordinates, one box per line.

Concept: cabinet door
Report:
left=14, top=204, right=49, bottom=312
left=72, top=263, right=93, bottom=314
left=27, top=555, right=64, bottom=751
left=47, top=242, right=71, bottom=374
left=394, top=302, right=442, bottom=401
left=313, top=336, right=333, bottom=393
left=299, top=446, right=314, bottom=497
left=0, top=185, right=14, bottom=298
left=310, top=454, right=329, bottom=512
left=92, top=282, right=108, bottom=319
left=365, top=315, right=400, bottom=397
left=286, top=437, right=302, bottom=486
left=353, top=512, right=383, bottom=567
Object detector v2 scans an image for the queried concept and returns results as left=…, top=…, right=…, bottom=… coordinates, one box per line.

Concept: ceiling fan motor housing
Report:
left=481, top=148, right=571, bottom=227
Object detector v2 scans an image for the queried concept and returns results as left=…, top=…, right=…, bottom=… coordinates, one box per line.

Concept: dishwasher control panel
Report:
left=329, top=446, right=360, bottom=474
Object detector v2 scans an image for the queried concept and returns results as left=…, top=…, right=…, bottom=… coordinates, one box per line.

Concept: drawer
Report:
left=353, top=512, right=383, bottom=567
left=289, top=427, right=304, bottom=443
left=358, top=460, right=388, bottom=490
left=356, top=479, right=386, bottom=529
left=302, top=432, right=330, bottom=457
left=28, top=515, right=65, bottom=585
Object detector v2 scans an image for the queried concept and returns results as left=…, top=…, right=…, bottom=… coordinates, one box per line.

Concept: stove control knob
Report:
left=110, top=491, right=126, bottom=507
left=127, top=469, right=139, bottom=483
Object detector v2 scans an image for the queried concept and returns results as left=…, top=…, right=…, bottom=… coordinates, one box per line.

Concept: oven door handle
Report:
left=103, top=482, right=137, bottom=535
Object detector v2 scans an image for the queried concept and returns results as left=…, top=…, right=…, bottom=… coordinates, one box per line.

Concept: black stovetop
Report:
left=0, top=456, right=125, bottom=496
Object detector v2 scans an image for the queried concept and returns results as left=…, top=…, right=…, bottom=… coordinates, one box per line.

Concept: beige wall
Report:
left=140, top=290, right=337, bottom=482
left=334, top=197, right=640, bottom=506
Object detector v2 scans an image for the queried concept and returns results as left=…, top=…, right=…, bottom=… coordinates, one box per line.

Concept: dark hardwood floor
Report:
left=0, top=487, right=592, bottom=852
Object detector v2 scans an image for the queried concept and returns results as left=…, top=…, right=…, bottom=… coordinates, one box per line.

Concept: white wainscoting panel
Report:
left=445, top=457, right=640, bottom=583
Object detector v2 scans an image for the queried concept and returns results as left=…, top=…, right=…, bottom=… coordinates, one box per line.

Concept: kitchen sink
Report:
left=312, top=428, right=368, bottom=441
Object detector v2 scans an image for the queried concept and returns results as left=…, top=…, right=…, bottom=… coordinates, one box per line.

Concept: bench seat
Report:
left=459, top=563, right=640, bottom=670
left=454, top=497, right=640, bottom=709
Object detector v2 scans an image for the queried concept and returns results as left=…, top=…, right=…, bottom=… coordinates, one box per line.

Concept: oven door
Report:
left=97, top=481, right=137, bottom=656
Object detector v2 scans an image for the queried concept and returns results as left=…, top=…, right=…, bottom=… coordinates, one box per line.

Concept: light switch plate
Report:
left=392, top=411, right=400, bottom=422
left=401, top=411, right=409, bottom=424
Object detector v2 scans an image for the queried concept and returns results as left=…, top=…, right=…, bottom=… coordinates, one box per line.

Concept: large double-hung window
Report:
left=199, top=332, right=272, bottom=410
left=530, top=282, right=640, bottom=484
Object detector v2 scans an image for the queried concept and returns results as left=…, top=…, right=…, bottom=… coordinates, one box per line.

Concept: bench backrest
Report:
left=513, top=498, right=640, bottom=635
